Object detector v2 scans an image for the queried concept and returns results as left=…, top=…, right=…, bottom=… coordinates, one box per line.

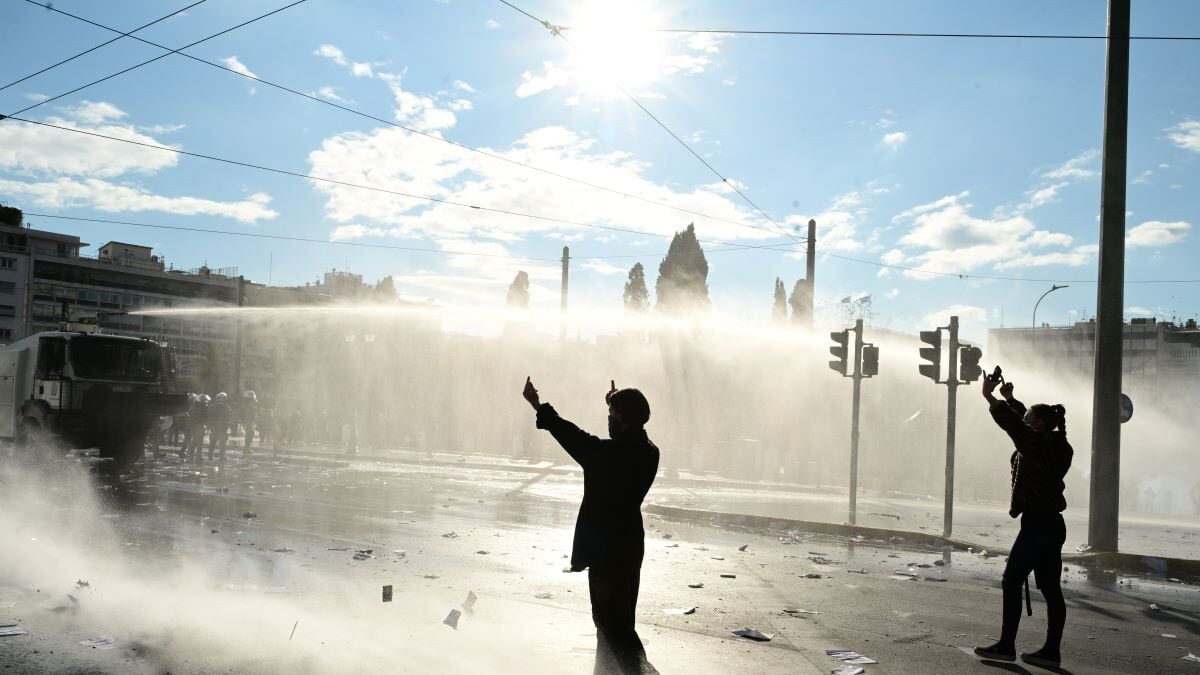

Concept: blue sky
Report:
left=1, top=0, right=1198, bottom=341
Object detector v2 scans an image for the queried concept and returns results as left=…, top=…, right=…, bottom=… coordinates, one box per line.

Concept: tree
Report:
left=374, top=276, right=396, bottom=299
left=0, top=204, right=21, bottom=228
left=655, top=223, right=710, bottom=315
left=506, top=270, right=530, bottom=308
left=772, top=278, right=788, bottom=323
left=789, top=278, right=812, bottom=325
left=623, top=262, right=649, bottom=313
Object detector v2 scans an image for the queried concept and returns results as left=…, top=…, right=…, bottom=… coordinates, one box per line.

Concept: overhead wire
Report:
left=3, top=0, right=310, bottom=119
left=496, top=0, right=805, bottom=248
left=21, top=212, right=799, bottom=261
left=0, top=0, right=209, bottom=92
left=1, top=115, right=791, bottom=251
left=22, top=0, right=778, bottom=238
left=554, top=27, right=1200, bottom=41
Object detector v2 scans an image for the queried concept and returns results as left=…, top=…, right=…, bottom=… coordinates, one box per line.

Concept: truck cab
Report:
left=0, top=329, right=186, bottom=468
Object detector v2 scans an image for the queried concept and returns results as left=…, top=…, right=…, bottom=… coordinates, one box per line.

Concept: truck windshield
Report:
left=70, top=337, right=162, bottom=382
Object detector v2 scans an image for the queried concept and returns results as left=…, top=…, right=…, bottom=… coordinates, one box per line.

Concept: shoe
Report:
left=973, top=643, right=1016, bottom=661
left=1021, top=649, right=1061, bottom=668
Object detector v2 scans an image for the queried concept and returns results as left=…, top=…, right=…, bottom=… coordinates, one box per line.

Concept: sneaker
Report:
left=1020, top=649, right=1061, bottom=668
left=973, top=643, right=1016, bottom=661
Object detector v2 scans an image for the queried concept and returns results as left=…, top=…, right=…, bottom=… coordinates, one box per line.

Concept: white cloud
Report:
left=0, top=105, right=178, bottom=177
left=684, top=33, right=722, bottom=54
left=581, top=260, right=627, bottom=276
left=876, top=117, right=897, bottom=129
left=0, top=177, right=276, bottom=223
left=314, top=44, right=376, bottom=78
left=1126, top=306, right=1154, bottom=316
left=378, top=72, right=458, bottom=131
left=452, top=80, right=476, bottom=93
left=922, top=304, right=989, bottom=328
left=784, top=190, right=878, bottom=253
left=882, top=131, right=908, bottom=149
left=63, top=100, right=126, bottom=124
left=314, top=86, right=347, bottom=103
left=1167, top=120, right=1200, bottom=153
left=221, top=55, right=257, bottom=79
left=485, top=19, right=501, bottom=29
left=1042, top=149, right=1099, bottom=180
left=139, top=123, right=186, bottom=134
left=516, top=61, right=570, bottom=98
left=1018, top=182, right=1068, bottom=212
left=721, top=78, right=736, bottom=86
left=447, top=99, right=473, bottom=112
left=1126, top=220, right=1190, bottom=248
left=885, top=288, right=900, bottom=299
left=889, top=193, right=1089, bottom=278
left=23, top=92, right=50, bottom=102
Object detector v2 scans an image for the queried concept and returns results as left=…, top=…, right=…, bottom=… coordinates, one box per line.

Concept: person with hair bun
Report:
left=975, top=377, right=1074, bottom=668
left=522, top=377, right=660, bottom=674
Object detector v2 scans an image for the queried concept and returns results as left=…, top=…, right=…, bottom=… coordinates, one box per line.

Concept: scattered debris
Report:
left=78, top=636, right=117, bottom=650
left=353, top=550, right=373, bottom=561
left=476, top=550, right=490, bottom=555
left=738, top=544, right=749, bottom=552
left=663, top=607, right=697, bottom=615
left=720, top=574, right=737, bottom=579
left=848, top=568, right=868, bottom=574
left=731, top=628, right=773, bottom=642
left=442, top=532, right=458, bottom=539
left=0, top=625, right=28, bottom=637
left=663, top=533, right=673, bottom=539
left=382, top=585, right=393, bottom=603
left=687, top=583, right=704, bottom=589
left=443, top=609, right=462, bottom=629
left=1150, top=603, right=1159, bottom=610
left=272, top=547, right=294, bottom=554
left=826, top=649, right=878, bottom=665
left=1075, top=543, right=1093, bottom=552
left=463, top=591, right=478, bottom=611
left=666, top=543, right=679, bottom=548
left=933, top=560, right=946, bottom=566
left=868, top=512, right=902, bottom=520
left=211, top=529, right=220, bottom=534
left=924, top=577, right=947, bottom=583
left=393, top=550, right=406, bottom=558
left=423, top=575, right=440, bottom=580
left=1163, top=634, right=1178, bottom=639
left=75, top=580, right=90, bottom=589
left=243, top=512, right=257, bottom=519
left=289, top=620, right=299, bottom=640
left=832, top=666, right=865, bottom=675
left=803, top=573, right=824, bottom=579
left=782, top=608, right=820, bottom=615
left=710, top=556, right=725, bottom=561
left=535, top=592, right=554, bottom=600
left=1182, top=653, right=1200, bottom=663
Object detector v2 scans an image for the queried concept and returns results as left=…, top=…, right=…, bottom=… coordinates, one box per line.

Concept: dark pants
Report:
left=588, top=554, right=655, bottom=675
left=1000, top=512, right=1067, bottom=652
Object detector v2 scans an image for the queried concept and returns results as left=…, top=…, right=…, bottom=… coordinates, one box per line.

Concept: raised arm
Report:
left=523, top=377, right=601, bottom=469
left=984, top=379, right=1035, bottom=448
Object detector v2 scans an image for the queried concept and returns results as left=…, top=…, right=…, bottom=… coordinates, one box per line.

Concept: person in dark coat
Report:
left=975, top=378, right=1073, bottom=668
left=522, top=377, right=659, bottom=675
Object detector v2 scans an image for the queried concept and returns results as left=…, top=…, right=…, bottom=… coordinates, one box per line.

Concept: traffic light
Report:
left=919, top=329, right=941, bottom=382
left=829, top=330, right=849, bottom=375
left=959, top=345, right=983, bottom=383
left=861, top=344, right=879, bottom=377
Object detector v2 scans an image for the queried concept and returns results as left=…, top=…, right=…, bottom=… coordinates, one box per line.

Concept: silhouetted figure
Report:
left=975, top=379, right=1073, bottom=669
left=208, top=392, right=233, bottom=462
left=523, top=377, right=659, bottom=675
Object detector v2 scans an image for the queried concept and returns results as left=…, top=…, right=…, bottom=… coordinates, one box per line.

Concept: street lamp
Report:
left=1032, top=284, right=1069, bottom=329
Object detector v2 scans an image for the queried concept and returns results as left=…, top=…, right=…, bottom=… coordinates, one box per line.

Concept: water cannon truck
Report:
left=0, top=325, right=186, bottom=469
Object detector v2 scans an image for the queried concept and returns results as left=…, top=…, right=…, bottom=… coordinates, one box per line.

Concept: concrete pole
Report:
left=560, top=246, right=569, bottom=340
left=943, top=315, right=959, bottom=539
left=805, top=219, right=816, bottom=327
left=848, top=318, right=863, bottom=525
left=1089, top=0, right=1130, bottom=553
left=233, top=275, right=244, bottom=397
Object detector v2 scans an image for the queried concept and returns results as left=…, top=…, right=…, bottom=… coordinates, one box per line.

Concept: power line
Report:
left=1, top=0, right=209, bottom=92
left=555, top=27, right=1200, bottom=41
left=2, top=115, right=790, bottom=252
left=4, top=0, right=310, bottom=119
left=24, top=0, right=777, bottom=238
left=497, top=0, right=804, bottom=248
left=21, top=212, right=798, bottom=261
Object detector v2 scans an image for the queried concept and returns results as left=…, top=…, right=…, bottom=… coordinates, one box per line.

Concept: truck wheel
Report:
left=101, top=432, right=147, bottom=472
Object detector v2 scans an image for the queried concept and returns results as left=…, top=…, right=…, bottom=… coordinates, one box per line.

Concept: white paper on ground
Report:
left=0, top=625, right=28, bottom=637
left=663, top=607, right=697, bottom=615
left=832, top=666, right=865, bottom=675
left=78, top=636, right=118, bottom=650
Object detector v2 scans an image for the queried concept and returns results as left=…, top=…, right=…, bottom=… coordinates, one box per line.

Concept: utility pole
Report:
left=560, top=246, right=569, bottom=339
left=805, top=219, right=816, bottom=328
left=233, top=275, right=244, bottom=397
left=829, top=319, right=876, bottom=525
left=1089, top=0, right=1130, bottom=553
left=943, top=315, right=959, bottom=539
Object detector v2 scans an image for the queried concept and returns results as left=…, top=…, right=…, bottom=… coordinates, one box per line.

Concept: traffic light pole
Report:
left=849, top=319, right=864, bottom=525
left=943, top=316, right=960, bottom=539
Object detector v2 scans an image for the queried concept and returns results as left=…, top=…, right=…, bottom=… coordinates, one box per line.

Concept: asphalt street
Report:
left=1, top=446, right=1198, bottom=674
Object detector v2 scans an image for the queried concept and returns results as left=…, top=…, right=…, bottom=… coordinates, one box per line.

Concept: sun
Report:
left=563, top=0, right=666, bottom=95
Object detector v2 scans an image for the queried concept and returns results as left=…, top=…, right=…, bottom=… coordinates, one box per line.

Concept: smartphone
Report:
left=988, top=365, right=1004, bottom=384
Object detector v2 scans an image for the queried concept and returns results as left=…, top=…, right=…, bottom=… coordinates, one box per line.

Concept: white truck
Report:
left=0, top=327, right=187, bottom=469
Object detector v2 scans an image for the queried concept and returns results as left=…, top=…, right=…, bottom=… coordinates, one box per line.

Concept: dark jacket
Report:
left=990, top=398, right=1073, bottom=518
left=536, top=403, right=659, bottom=571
